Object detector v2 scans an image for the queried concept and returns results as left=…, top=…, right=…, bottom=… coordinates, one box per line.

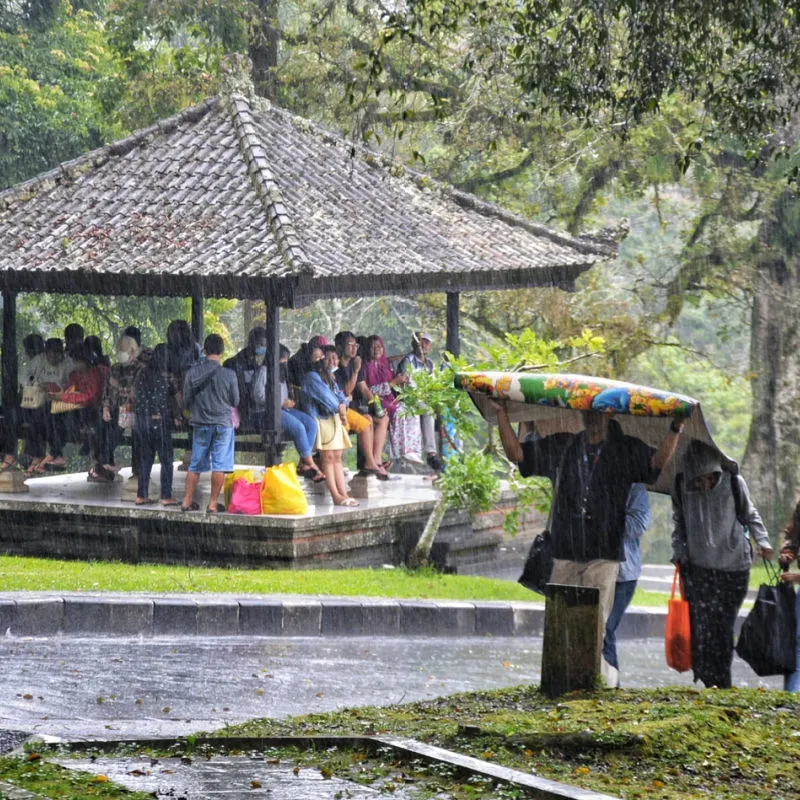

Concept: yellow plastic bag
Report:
left=223, top=469, right=259, bottom=505
left=260, top=462, right=309, bottom=515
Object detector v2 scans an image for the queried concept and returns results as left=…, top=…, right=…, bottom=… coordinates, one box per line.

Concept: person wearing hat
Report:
left=397, top=331, right=442, bottom=470
left=672, top=439, right=773, bottom=688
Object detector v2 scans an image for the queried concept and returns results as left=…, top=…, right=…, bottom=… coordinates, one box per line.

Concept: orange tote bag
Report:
left=665, top=566, right=692, bottom=672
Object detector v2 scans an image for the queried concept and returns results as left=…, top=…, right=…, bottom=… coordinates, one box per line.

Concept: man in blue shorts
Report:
left=181, top=333, right=239, bottom=513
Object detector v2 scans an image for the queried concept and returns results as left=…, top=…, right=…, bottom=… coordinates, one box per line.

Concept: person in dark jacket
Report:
left=223, top=326, right=267, bottom=431
left=133, top=344, right=180, bottom=506
left=494, top=404, right=683, bottom=683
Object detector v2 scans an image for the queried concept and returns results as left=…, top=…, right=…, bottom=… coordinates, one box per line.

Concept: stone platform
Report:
left=0, top=466, right=543, bottom=572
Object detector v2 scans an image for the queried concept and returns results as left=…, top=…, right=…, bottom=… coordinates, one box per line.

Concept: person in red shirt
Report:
left=38, top=343, right=104, bottom=472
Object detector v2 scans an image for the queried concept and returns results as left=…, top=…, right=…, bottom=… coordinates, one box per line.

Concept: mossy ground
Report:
left=0, top=751, right=153, bottom=799
left=216, top=685, right=800, bottom=800
left=5, top=686, right=798, bottom=799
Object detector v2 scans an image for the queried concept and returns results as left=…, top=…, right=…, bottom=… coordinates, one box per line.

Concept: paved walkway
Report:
left=0, top=634, right=783, bottom=744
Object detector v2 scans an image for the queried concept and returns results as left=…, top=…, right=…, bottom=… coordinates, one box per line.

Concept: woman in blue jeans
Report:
left=250, top=346, right=324, bottom=482
left=603, top=483, right=651, bottom=688
left=778, top=500, right=800, bottom=692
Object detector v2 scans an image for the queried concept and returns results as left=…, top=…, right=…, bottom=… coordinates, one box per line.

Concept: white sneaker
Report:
left=403, top=453, right=424, bottom=464
left=603, top=661, right=620, bottom=689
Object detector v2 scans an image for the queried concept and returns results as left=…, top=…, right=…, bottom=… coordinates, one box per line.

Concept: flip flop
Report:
left=336, top=497, right=360, bottom=507
left=0, top=459, right=18, bottom=473
left=181, top=502, right=200, bottom=512
left=161, top=498, right=179, bottom=506
left=25, top=458, right=43, bottom=475
left=87, top=466, right=115, bottom=483
left=360, top=468, right=390, bottom=482
left=205, top=502, right=226, bottom=513
left=135, top=498, right=155, bottom=506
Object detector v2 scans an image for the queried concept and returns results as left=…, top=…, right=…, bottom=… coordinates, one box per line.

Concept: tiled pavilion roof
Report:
left=0, top=92, right=615, bottom=305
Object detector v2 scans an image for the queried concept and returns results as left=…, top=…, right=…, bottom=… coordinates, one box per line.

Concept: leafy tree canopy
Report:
left=378, top=0, right=800, bottom=166
left=0, top=0, right=126, bottom=188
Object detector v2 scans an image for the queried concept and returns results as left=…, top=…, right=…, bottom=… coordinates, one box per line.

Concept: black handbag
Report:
left=518, top=455, right=562, bottom=596
left=518, top=530, right=553, bottom=595
left=735, top=560, right=797, bottom=676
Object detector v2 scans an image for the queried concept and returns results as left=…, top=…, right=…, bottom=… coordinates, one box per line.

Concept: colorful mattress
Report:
left=454, top=371, right=735, bottom=494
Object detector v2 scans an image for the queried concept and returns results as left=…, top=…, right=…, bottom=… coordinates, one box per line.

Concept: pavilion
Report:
left=0, top=74, right=617, bottom=466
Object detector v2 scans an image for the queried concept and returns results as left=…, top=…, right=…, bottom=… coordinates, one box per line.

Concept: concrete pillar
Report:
left=540, top=583, right=601, bottom=697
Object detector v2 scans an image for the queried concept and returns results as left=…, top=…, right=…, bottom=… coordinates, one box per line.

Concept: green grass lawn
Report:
left=0, top=555, right=781, bottom=606
left=0, top=555, right=669, bottom=605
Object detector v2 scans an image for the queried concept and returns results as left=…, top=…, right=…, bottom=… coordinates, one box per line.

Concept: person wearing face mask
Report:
left=223, top=326, right=268, bottom=433
left=90, top=335, right=142, bottom=482
left=25, top=338, right=72, bottom=474
left=256, top=344, right=326, bottom=482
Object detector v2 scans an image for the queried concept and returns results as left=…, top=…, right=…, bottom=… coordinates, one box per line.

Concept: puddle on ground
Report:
left=56, top=754, right=417, bottom=799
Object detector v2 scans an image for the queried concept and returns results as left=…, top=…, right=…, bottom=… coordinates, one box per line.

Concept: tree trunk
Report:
left=250, top=0, right=280, bottom=100
left=408, top=497, right=447, bottom=569
left=742, top=192, right=800, bottom=534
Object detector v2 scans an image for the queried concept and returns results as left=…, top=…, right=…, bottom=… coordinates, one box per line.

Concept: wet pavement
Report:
left=0, top=634, right=783, bottom=743
left=57, top=755, right=417, bottom=800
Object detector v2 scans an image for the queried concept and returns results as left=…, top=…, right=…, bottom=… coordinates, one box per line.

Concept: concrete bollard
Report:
left=540, top=583, right=601, bottom=698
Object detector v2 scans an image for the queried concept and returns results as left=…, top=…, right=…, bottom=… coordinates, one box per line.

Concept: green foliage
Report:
left=0, top=753, right=153, bottom=798
left=381, top=0, right=800, bottom=162
left=0, top=555, right=541, bottom=601
left=435, top=450, right=500, bottom=514
left=223, top=685, right=800, bottom=800
left=400, top=329, right=606, bottom=537
left=17, top=293, right=237, bottom=358
left=0, top=1, right=126, bottom=188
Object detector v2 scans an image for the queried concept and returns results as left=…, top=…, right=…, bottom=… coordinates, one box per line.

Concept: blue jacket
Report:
left=618, top=483, right=651, bottom=582
left=301, top=370, right=346, bottom=420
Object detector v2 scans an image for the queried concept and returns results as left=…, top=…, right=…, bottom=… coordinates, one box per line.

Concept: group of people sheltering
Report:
left=2, top=322, right=442, bottom=512
left=3, top=320, right=205, bottom=507
left=224, top=328, right=442, bottom=508
left=495, top=403, right=800, bottom=692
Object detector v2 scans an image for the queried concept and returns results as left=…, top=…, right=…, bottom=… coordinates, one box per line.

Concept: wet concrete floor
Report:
left=0, top=635, right=782, bottom=742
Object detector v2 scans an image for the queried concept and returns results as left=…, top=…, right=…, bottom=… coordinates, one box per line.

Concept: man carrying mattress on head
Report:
left=493, top=403, right=683, bottom=682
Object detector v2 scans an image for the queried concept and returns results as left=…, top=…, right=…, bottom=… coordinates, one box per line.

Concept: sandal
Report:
left=205, top=502, right=226, bottom=514
left=135, top=497, right=154, bottom=506
left=360, top=468, right=390, bottom=482
left=335, top=497, right=360, bottom=507
left=181, top=501, right=200, bottom=512
left=299, top=466, right=327, bottom=483
left=161, top=498, right=179, bottom=506
left=34, top=455, right=59, bottom=473
left=87, top=466, right=115, bottom=483
left=25, top=458, right=43, bottom=475
left=0, top=458, right=18, bottom=473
